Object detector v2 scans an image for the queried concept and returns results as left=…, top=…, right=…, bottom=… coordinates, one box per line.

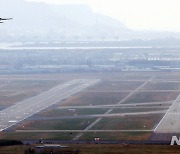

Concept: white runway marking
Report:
left=154, top=93, right=180, bottom=133
left=0, top=79, right=100, bottom=131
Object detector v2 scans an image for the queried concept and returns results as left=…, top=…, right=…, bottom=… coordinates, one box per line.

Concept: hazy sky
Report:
left=30, top=0, right=180, bottom=32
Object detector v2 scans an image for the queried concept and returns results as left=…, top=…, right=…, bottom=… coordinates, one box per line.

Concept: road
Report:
left=85, top=90, right=180, bottom=92
left=58, top=101, right=172, bottom=109
left=58, top=106, right=168, bottom=109
left=154, top=93, right=180, bottom=133
left=73, top=76, right=155, bottom=140
left=0, top=79, right=100, bottom=131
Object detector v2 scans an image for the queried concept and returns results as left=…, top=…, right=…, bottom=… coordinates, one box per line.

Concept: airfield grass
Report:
left=92, top=114, right=163, bottom=130
left=0, top=71, right=172, bottom=82
left=0, top=80, right=62, bottom=91
left=99, top=72, right=154, bottom=80
left=0, top=132, right=77, bottom=140
left=0, top=91, right=15, bottom=96
left=36, top=108, right=108, bottom=117
left=16, top=118, right=96, bottom=130
left=0, top=81, right=7, bottom=84
left=61, top=91, right=129, bottom=106
left=80, top=132, right=152, bottom=141
left=0, top=79, right=65, bottom=107
left=36, top=107, right=167, bottom=117
left=110, top=107, right=168, bottom=114
left=141, top=81, right=180, bottom=90
left=87, top=80, right=143, bottom=91
left=155, top=72, right=180, bottom=80
left=124, top=91, right=179, bottom=104
left=0, top=145, right=27, bottom=154
left=0, top=91, right=40, bottom=106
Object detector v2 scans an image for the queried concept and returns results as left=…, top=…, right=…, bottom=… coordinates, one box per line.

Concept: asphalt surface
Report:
left=155, top=93, right=180, bottom=133
left=57, top=101, right=172, bottom=109
left=0, top=79, right=100, bottom=131
left=58, top=105, right=168, bottom=109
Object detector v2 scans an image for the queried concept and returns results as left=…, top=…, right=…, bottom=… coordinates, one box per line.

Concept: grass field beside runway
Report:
left=91, top=114, right=163, bottom=130
left=86, top=80, right=144, bottom=91
left=16, top=118, right=97, bottom=130
left=123, top=91, right=179, bottom=104
left=0, top=132, right=77, bottom=140
left=61, top=91, right=130, bottom=106
left=80, top=132, right=152, bottom=141
left=141, top=81, right=180, bottom=90
left=34, top=108, right=109, bottom=117
left=110, top=107, right=168, bottom=114
left=0, top=80, right=66, bottom=107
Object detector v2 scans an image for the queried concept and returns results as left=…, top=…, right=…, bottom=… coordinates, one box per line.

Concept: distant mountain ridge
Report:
left=0, top=0, right=129, bottom=41
left=50, top=4, right=128, bottom=30
left=1, top=0, right=179, bottom=42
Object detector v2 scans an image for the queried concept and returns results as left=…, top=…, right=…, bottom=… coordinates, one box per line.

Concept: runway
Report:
left=155, top=93, right=180, bottom=133
left=0, top=79, right=100, bottom=131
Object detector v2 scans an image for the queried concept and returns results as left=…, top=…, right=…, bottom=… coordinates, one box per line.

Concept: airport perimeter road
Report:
left=0, top=79, right=100, bottom=131
left=155, top=93, right=180, bottom=133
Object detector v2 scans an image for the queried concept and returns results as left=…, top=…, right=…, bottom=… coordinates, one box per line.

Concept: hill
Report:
left=0, top=0, right=129, bottom=41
